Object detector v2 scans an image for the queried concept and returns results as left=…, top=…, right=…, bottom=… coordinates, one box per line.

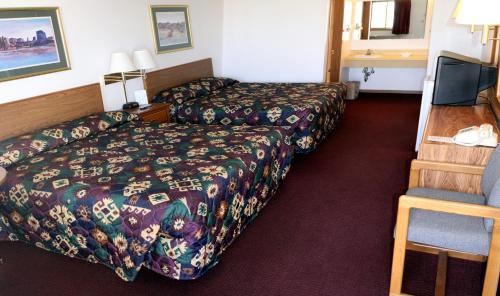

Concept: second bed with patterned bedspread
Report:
left=153, top=79, right=347, bottom=154
left=0, top=112, right=294, bottom=281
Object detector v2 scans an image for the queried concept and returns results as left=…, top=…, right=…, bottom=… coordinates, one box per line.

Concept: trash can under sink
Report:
left=345, top=81, right=360, bottom=100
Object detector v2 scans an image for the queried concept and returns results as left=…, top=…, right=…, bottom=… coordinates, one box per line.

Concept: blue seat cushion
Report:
left=405, top=187, right=491, bottom=256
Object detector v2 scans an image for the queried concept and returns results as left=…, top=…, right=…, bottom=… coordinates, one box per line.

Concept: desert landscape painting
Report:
left=0, top=17, right=60, bottom=72
left=156, top=11, right=189, bottom=47
left=151, top=6, right=192, bottom=53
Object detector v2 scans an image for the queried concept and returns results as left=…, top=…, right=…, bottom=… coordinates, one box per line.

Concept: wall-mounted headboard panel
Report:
left=145, top=58, right=214, bottom=102
left=0, top=83, right=104, bottom=141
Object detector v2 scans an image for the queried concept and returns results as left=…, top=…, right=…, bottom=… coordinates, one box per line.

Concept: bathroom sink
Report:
left=353, top=54, right=382, bottom=59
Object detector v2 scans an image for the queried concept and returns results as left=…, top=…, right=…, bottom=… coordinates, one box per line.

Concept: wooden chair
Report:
left=389, top=147, right=500, bottom=296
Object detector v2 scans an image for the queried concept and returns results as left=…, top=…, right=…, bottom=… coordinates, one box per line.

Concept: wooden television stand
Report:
left=418, top=103, right=499, bottom=194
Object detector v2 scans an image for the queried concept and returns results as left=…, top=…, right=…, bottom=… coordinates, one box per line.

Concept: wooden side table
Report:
left=126, top=103, right=171, bottom=123
left=0, top=167, right=6, bottom=186
left=418, top=104, right=499, bottom=194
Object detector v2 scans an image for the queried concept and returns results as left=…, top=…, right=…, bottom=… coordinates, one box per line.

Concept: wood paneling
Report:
left=0, top=84, right=104, bottom=141
left=418, top=105, right=499, bottom=194
left=145, top=58, right=214, bottom=103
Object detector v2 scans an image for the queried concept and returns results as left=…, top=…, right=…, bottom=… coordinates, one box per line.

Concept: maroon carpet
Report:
left=0, top=93, right=487, bottom=296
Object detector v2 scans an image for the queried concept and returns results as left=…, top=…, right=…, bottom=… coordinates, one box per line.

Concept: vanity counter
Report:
left=344, top=50, right=428, bottom=68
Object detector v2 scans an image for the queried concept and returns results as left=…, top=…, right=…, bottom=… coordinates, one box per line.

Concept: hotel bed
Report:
left=0, top=85, right=294, bottom=281
left=145, top=59, right=347, bottom=155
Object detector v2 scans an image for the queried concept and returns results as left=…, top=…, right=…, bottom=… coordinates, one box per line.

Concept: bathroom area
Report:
left=339, top=0, right=432, bottom=93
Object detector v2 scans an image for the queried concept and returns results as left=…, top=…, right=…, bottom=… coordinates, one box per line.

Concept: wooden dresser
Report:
left=418, top=104, right=499, bottom=194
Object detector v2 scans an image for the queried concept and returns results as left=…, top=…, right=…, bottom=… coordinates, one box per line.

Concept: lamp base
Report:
left=122, top=102, right=139, bottom=110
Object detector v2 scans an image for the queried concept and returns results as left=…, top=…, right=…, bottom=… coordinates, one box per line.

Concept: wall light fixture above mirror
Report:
left=344, top=0, right=429, bottom=41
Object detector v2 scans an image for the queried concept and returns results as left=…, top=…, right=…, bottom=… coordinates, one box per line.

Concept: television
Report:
left=432, top=51, right=498, bottom=106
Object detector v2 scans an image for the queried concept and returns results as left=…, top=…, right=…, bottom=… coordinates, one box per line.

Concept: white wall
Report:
left=222, top=0, right=331, bottom=82
left=415, top=0, right=491, bottom=150
left=0, top=0, right=224, bottom=111
left=348, top=68, right=426, bottom=92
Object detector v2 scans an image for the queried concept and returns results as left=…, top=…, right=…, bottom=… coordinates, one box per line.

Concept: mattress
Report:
left=0, top=112, right=294, bottom=281
left=155, top=81, right=347, bottom=154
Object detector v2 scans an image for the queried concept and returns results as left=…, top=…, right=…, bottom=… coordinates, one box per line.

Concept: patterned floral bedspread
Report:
left=154, top=81, right=347, bottom=154
left=0, top=112, right=294, bottom=281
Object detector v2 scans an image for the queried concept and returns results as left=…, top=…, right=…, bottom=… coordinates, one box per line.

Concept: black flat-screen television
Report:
left=432, top=51, right=498, bottom=106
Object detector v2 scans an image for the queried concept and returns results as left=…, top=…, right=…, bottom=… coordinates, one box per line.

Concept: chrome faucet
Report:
left=362, top=67, right=375, bottom=82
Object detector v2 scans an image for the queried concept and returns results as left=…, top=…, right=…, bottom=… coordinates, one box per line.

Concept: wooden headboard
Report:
left=0, top=84, right=104, bottom=141
left=145, top=58, right=214, bottom=102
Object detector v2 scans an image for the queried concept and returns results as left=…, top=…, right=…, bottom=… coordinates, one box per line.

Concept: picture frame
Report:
left=150, top=5, right=193, bottom=54
left=0, top=7, right=70, bottom=82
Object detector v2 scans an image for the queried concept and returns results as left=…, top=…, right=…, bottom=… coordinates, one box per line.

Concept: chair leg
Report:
left=435, top=251, right=448, bottom=296
left=390, top=205, right=411, bottom=295
left=483, top=220, right=500, bottom=296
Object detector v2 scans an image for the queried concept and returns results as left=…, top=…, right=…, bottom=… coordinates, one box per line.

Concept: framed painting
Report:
left=150, top=5, right=193, bottom=54
left=0, top=7, right=70, bottom=82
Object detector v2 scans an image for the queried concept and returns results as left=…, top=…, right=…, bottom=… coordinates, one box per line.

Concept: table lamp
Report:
left=133, top=49, right=156, bottom=78
left=109, top=52, right=138, bottom=109
left=455, top=0, right=500, bottom=45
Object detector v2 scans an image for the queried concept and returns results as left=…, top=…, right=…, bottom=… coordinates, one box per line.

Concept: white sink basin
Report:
left=353, top=54, right=382, bottom=59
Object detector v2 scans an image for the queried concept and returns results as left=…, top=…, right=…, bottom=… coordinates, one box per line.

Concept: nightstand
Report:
left=0, top=167, right=6, bottom=186
left=126, top=103, right=171, bottom=123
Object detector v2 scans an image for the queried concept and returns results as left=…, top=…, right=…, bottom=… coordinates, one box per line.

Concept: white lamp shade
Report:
left=133, top=50, right=156, bottom=70
left=455, top=0, right=500, bottom=25
left=109, top=52, right=136, bottom=73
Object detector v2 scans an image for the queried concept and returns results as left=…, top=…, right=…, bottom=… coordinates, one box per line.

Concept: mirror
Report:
left=343, top=0, right=428, bottom=40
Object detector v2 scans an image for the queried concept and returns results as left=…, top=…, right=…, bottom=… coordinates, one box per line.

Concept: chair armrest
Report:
left=411, top=160, right=486, bottom=175
left=408, top=160, right=485, bottom=188
left=399, top=195, right=500, bottom=220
